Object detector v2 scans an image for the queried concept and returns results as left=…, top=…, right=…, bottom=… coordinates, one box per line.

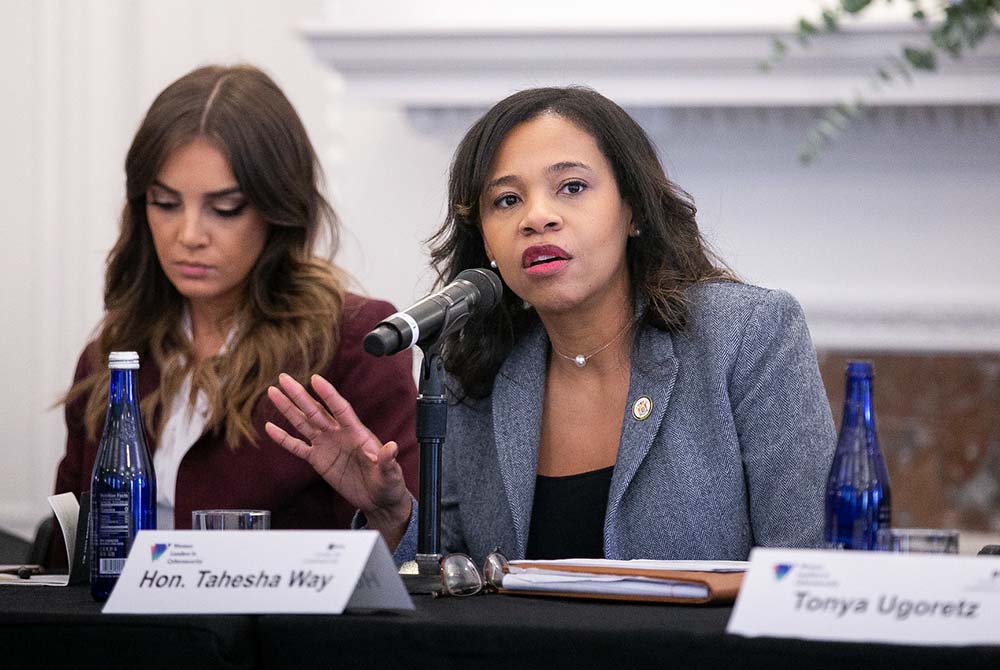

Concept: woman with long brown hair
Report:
left=49, top=64, right=418, bottom=565
left=267, top=87, right=835, bottom=565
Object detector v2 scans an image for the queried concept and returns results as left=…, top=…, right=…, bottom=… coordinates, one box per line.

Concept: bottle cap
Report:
left=108, top=351, right=140, bottom=370
left=846, top=360, right=873, bottom=378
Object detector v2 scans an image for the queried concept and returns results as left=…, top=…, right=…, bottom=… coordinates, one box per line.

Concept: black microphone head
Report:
left=363, top=325, right=400, bottom=357
left=456, top=268, right=503, bottom=312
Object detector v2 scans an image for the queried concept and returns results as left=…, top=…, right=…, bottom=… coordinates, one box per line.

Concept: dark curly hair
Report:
left=428, top=87, right=732, bottom=399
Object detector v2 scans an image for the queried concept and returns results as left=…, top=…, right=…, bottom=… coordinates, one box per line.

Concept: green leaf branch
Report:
left=761, top=0, right=999, bottom=164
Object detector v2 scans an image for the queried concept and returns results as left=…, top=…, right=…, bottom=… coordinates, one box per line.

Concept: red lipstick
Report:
left=522, top=245, right=572, bottom=277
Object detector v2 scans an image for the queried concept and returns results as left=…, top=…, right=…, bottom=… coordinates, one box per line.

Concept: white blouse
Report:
left=154, top=313, right=235, bottom=529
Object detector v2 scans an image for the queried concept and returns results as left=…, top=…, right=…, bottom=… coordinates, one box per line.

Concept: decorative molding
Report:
left=804, top=303, right=1000, bottom=353
left=406, top=104, right=1000, bottom=138
left=302, top=24, right=1000, bottom=108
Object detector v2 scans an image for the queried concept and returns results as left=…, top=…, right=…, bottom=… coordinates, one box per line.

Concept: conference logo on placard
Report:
left=305, top=541, right=345, bottom=566
left=159, top=543, right=204, bottom=565
left=773, top=564, right=794, bottom=581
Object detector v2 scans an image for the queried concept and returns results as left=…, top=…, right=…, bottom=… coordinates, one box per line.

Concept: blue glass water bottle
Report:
left=90, top=351, right=156, bottom=600
left=824, top=361, right=891, bottom=550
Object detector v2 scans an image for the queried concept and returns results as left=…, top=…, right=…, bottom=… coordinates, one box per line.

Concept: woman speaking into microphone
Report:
left=267, top=87, right=835, bottom=564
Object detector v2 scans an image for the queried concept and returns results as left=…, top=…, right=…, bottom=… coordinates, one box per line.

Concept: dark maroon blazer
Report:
left=48, top=294, right=418, bottom=568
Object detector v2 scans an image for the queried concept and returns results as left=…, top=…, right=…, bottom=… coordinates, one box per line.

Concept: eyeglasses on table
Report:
left=439, top=550, right=510, bottom=597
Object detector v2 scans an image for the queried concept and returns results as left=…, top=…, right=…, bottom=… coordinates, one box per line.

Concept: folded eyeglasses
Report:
left=439, top=550, right=510, bottom=597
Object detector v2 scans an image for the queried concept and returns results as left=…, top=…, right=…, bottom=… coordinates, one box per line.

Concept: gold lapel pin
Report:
left=631, top=396, right=652, bottom=421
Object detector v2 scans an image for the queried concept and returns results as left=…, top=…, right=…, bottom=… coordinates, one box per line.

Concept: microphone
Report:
left=363, top=268, right=503, bottom=357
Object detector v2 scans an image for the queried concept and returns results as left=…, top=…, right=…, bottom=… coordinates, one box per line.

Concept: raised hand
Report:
left=265, top=373, right=411, bottom=546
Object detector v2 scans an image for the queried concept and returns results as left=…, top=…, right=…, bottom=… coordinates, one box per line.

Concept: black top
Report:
left=525, top=465, right=614, bottom=560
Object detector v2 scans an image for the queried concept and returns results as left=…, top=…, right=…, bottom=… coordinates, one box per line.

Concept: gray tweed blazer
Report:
left=392, top=282, right=835, bottom=565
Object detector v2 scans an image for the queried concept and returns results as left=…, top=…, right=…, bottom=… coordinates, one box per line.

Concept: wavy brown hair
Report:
left=428, top=87, right=733, bottom=399
left=66, top=64, right=345, bottom=449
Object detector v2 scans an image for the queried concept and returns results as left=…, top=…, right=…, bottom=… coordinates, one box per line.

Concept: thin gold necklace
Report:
left=550, top=320, right=634, bottom=368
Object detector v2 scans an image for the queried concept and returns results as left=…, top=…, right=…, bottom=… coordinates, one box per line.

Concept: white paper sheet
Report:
left=502, top=571, right=709, bottom=599
left=0, top=493, right=79, bottom=587
left=512, top=558, right=748, bottom=573
left=48, top=492, right=79, bottom=568
left=0, top=573, right=71, bottom=586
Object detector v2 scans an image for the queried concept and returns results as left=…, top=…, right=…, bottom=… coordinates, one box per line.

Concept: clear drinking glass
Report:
left=876, top=528, right=959, bottom=554
left=191, top=509, right=271, bottom=531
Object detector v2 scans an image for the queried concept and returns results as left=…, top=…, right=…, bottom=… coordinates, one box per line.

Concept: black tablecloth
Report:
left=0, top=585, right=253, bottom=669
left=2, top=585, right=998, bottom=670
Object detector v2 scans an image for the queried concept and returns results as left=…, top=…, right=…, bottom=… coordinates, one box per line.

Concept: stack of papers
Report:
left=501, top=558, right=747, bottom=604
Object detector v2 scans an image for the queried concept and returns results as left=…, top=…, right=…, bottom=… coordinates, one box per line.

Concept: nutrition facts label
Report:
left=96, top=492, right=131, bottom=575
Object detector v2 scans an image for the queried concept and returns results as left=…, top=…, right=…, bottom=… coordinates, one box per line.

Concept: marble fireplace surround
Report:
left=301, top=23, right=1000, bottom=353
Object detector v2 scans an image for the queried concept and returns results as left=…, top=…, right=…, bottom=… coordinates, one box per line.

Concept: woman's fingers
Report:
left=270, top=375, right=381, bottom=461
left=266, top=385, right=321, bottom=443
left=310, top=374, right=364, bottom=433
left=268, top=377, right=407, bottom=521
left=264, top=420, right=312, bottom=461
left=377, top=440, right=399, bottom=475
left=276, top=373, right=339, bottom=438
left=266, top=384, right=300, bottom=417
left=310, top=374, right=380, bottom=458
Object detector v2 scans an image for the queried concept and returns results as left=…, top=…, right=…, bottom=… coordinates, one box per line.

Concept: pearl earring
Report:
left=489, top=260, right=498, bottom=269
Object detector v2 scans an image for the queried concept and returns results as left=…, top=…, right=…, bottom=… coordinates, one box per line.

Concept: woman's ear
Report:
left=623, top=203, right=639, bottom=237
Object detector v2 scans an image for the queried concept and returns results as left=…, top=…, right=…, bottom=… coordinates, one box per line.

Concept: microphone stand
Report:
left=411, top=340, right=446, bottom=590
left=404, top=286, right=481, bottom=594
left=365, top=270, right=503, bottom=595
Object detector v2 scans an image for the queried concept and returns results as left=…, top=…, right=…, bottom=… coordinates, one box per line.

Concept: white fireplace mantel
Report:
left=301, top=24, right=1000, bottom=109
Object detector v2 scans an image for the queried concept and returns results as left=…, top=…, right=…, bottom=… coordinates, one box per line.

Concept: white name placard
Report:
left=103, top=530, right=413, bottom=614
left=727, top=548, right=1000, bottom=646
